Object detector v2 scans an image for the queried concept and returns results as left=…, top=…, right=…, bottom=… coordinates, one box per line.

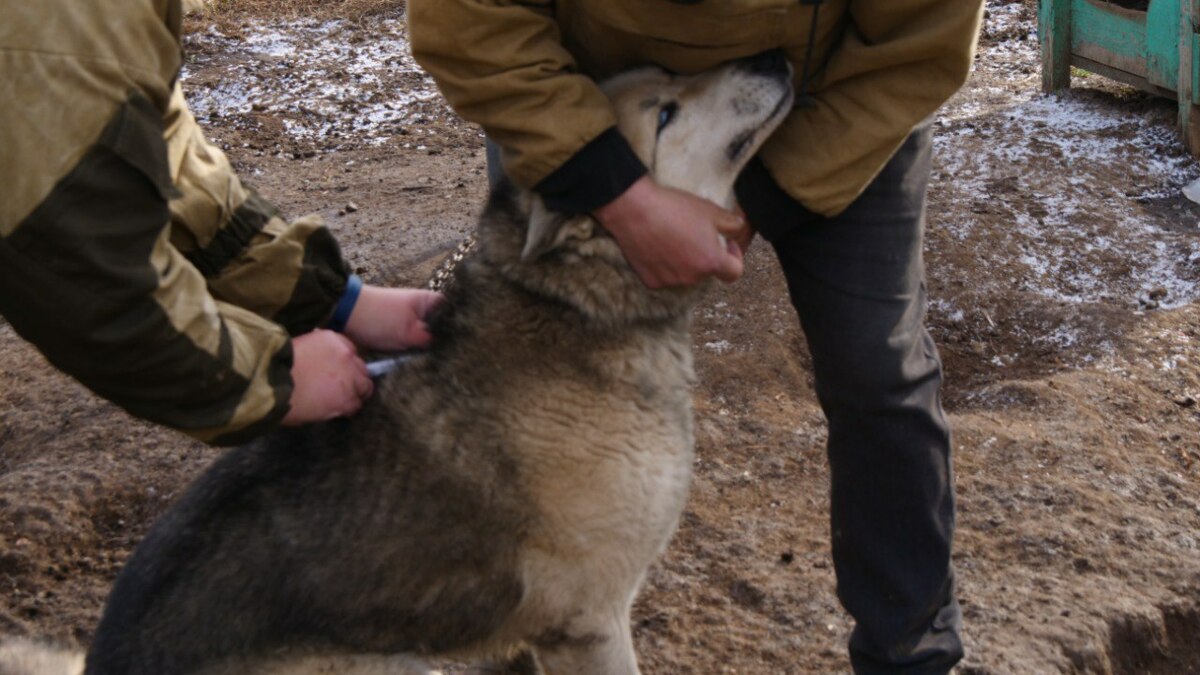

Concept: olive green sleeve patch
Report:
left=0, top=93, right=293, bottom=443
left=274, top=221, right=350, bottom=336
left=183, top=192, right=278, bottom=278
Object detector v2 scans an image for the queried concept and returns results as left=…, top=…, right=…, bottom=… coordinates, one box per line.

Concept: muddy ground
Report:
left=2, top=0, right=1199, bottom=672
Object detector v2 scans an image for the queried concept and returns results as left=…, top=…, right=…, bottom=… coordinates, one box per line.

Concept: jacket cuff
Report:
left=326, top=273, right=363, bottom=333
left=533, top=127, right=648, bottom=214
left=271, top=218, right=352, bottom=336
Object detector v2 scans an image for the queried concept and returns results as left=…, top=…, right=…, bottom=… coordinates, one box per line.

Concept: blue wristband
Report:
left=327, top=274, right=363, bottom=333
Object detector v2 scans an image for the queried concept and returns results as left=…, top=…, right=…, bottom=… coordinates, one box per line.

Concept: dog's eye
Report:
left=657, top=103, right=678, bottom=134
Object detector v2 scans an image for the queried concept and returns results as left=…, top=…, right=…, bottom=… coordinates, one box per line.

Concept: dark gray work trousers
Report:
left=736, top=122, right=962, bottom=675
left=488, top=123, right=961, bottom=673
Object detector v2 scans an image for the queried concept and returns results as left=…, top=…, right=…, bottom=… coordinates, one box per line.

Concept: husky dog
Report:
left=1, top=52, right=793, bottom=675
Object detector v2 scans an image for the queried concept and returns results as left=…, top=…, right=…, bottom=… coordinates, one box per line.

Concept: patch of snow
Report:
left=928, top=298, right=966, bottom=324
left=1032, top=325, right=1082, bottom=349
left=705, top=340, right=734, bottom=355
left=181, top=17, right=446, bottom=144
left=933, top=18, right=1200, bottom=312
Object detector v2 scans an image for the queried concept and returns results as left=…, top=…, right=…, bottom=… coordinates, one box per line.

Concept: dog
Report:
left=0, top=51, right=793, bottom=675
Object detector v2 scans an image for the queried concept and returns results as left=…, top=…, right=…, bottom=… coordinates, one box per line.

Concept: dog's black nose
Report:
left=740, top=50, right=790, bottom=77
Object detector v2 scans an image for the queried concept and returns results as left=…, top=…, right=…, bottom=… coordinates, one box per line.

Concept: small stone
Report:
left=345, top=202, right=359, bottom=213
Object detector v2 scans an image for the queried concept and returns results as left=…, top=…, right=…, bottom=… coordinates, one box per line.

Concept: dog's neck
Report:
left=465, top=182, right=703, bottom=330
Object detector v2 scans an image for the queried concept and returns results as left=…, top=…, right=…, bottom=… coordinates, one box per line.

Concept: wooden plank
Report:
left=1070, top=0, right=1149, bottom=79
left=1185, top=109, right=1200, bottom=154
left=1147, top=0, right=1180, bottom=89
left=1074, top=42, right=1150, bottom=79
left=1180, top=0, right=1193, bottom=149
left=1182, top=0, right=1200, bottom=154
left=1195, top=32, right=1200, bottom=102
left=1041, top=0, right=1072, bottom=92
left=1182, top=0, right=1195, bottom=103
left=1071, top=54, right=1174, bottom=97
left=1142, top=0, right=1180, bottom=88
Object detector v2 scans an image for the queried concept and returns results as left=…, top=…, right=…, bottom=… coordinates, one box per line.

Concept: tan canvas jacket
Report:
left=0, top=0, right=349, bottom=444
left=410, top=0, right=985, bottom=217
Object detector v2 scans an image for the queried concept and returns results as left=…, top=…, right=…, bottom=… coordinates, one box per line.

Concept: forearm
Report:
left=164, top=84, right=350, bottom=335
left=196, top=209, right=350, bottom=336
left=0, top=226, right=295, bottom=445
left=409, top=0, right=620, bottom=191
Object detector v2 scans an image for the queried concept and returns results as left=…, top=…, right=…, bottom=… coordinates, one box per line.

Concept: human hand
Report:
left=594, top=176, right=745, bottom=289
left=342, top=286, right=444, bottom=352
left=281, top=329, right=373, bottom=425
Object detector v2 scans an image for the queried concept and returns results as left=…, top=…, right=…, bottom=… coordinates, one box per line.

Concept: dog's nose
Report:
left=740, top=50, right=790, bottom=77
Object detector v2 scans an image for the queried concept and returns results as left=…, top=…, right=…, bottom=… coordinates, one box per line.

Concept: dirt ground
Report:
left=2, top=1, right=1199, bottom=672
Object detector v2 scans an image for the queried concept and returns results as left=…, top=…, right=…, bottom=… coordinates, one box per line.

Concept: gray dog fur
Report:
left=0, top=55, right=793, bottom=675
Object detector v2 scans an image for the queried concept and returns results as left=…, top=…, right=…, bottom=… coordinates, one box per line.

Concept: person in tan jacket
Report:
left=0, top=0, right=441, bottom=445
left=410, top=1, right=984, bottom=672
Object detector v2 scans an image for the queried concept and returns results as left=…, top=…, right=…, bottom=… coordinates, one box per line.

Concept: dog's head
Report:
left=600, top=50, right=795, bottom=209
left=480, top=52, right=794, bottom=325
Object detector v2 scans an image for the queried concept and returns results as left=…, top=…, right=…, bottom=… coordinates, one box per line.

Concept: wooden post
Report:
left=1040, top=0, right=1072, bottom=92
left=1147, top=0, right=1182, bottom=88
left=1181, top=0, right=1200, bottom=154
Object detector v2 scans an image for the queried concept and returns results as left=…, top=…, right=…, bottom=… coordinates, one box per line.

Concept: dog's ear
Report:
left=522, top=199, right=596, bottom=261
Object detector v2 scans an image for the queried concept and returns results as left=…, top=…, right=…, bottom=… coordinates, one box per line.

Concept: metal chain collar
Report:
left=427, top=235, right=477, bottom=292
left=367, top=235, right=478, bottom=379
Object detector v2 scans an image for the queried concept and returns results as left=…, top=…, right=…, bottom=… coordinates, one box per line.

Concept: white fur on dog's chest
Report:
left=504, top=335, right=695, bottom=609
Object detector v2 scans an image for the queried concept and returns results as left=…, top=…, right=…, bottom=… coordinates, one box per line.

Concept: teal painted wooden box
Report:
left=1039, top=0, right=1200, bottom=152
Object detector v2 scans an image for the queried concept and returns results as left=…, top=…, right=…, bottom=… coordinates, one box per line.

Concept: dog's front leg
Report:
left=532, top=615, right=639, bottom=675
